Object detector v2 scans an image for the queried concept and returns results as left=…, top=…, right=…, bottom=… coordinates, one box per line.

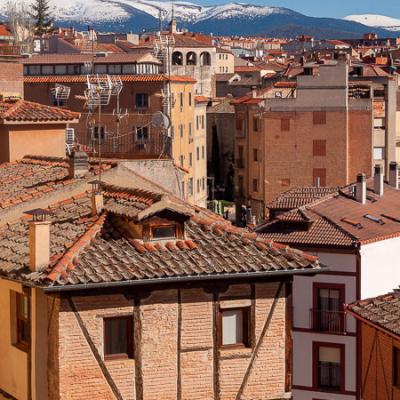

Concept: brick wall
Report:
left=48, top=281, right=288, bottom=400
left=360, top=321, right=400, bottom=400
left=0, top=62, right=23, bottom=98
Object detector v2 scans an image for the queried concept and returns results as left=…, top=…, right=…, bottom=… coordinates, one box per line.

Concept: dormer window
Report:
left=151, top=225, right=177, bottom=240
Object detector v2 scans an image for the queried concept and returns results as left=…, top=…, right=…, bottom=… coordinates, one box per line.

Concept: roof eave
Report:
left=42, top=266, right=327, bottom=293
left=2, top=118, right=80, bottom=125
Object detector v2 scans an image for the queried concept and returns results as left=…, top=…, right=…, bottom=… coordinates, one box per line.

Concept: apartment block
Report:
left=233, top=61, right=374, bottom=222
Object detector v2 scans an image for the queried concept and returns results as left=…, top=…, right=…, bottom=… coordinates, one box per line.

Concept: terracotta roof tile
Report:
left=0, top=99, right=79, bottom=122
left=0, top=184, right=323, bottom=287
left=347, top=291, right=400, bottom=337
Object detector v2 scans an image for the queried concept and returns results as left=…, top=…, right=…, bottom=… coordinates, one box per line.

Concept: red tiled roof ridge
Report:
left=21, top=154, right=69, bottom=167
left=102, top=183, right=163, bottom=205
left=46, top=212, right=107, bottom=282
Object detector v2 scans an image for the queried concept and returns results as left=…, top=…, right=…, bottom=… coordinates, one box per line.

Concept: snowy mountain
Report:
left=344, top=14, right=400, bottom=32
left=0, top=0, right=396, bottom=38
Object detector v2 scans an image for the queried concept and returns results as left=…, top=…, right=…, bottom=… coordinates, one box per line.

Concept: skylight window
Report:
left=363, top=214, right=385, bottom=225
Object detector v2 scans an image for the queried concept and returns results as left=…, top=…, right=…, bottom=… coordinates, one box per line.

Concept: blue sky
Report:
left=200, top=0, right=400, bottom=18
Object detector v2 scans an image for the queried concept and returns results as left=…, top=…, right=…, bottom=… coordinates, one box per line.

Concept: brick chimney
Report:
left=89, top=180, right=104, bottom=215
left=355, top=173, right=366, bottom=204
left=389, top=162, right=399, bottom=189
left=25, top=209, right=51, bottom=272
left=69, top=151, right=89, bottom=178
left=373, top=164, right=384, bottom=196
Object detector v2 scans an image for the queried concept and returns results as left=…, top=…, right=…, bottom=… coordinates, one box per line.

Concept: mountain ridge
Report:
left=0, top=0, right=397, bottom=39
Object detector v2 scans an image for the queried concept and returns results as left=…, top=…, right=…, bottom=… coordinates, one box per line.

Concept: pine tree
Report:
left=31, top=0, right=53, bottom=36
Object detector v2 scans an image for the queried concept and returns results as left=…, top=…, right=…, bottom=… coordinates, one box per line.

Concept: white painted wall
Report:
left=360, top=236, right=400, bottom=298
left=293, top=332, right=357, bottom=392
left=293, top=252, right=357, bottom=331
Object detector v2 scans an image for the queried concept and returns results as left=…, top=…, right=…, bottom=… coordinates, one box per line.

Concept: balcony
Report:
left=310, top=309, right=346, bottom=334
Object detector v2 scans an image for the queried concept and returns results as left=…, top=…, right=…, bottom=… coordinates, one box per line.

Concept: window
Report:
left=219, top=308, right=250, bottom=347
left=253, top=178, right=259, bottom=192
left=313, top=140, right=327, bottom=156
left=253, top=117, right=260, bottom=132
left=313, top=111, right=327, bottom=125
left=136, top=93, right=149, bottom=108
left=189, top=153, right=193, bottom=167
left=196, top=146, right=200, bottom=161
left=196, top=116, right=200, bottom=130
left=315, top=344, right=343, bottom=391
left=313, top=284, right=344, bottom=333
left=189, top=92, right=192, bottom=106
left=180, top=155, right=184, bottom=167
left=13, top=292, right=30, bottom=351
left=188, top=123, right=193, bottom=142
left=197, top=179, right=200, bottom=193
left=104, top=316, right=133, bottom=360
left=188, top=178, right=193, bottom=196
left=151, top=225, right=176, bottom=239
left=313, top=168, right=326, bottom=187
left=92, top=126, right=106, bottom=142
left=281, top=118, right=290, bottom=131
left=108, top=64, right=122, bottom=74
left=180, top=92, right=184, bottom=109
left=135, top=126, right=149, bottom=143
left=393, top=347, right=400, bottom=387
left=55, top=64, right=67, bottom=75
left=180, top=124, right=184, bottom=138
left=237, top=146, right=244, bottom=168
left=373, top=147, right=384, bottom=160
left=202, top=145, right=205, bottom=159
left=253, top=148, right=259, bottom=162
left=181, top=181, right=185, bottom=198
left=201, top=115, right=205, bottom=129
left=42, top=65, right=54, bottom=75
left=67, top=64, right=80, bottom=75
left=238, top=175, right=244, bottom=197
left=202, top=177, right=205, bottom=190
left=374, top=118, right=385, bottom=129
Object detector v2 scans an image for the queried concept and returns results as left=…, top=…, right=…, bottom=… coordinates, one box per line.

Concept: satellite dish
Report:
left=152, top=111, right=171, bottom=130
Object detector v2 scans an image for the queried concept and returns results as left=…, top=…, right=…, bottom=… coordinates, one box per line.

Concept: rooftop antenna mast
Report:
left=153, top=26, right=175, bottom=157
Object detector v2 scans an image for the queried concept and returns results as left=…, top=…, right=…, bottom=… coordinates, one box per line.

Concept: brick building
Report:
left=346, top=291, right=400, bottom=400
left=0, top=153, right=324, bottom=400
left=22, top=53, right=207, bottom=207
left=233, top=60, right=374, bottom=223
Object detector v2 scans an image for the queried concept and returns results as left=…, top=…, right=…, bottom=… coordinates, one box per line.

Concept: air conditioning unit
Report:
left=65, top=128, right=75, bottom=145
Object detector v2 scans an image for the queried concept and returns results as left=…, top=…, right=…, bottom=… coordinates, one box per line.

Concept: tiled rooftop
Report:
left=0, top=156, right=113, bottom=211
left=267, top=186, right=341, bottom=210
left=0, top=99, right=80, bottom=122
left=258, top=182, right=400, bottom=248
left=0, top=184, right=322, bottom=288
left=347, top=291, right=400, bottom=337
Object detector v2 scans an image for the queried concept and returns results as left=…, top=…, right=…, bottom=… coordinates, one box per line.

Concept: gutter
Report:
left=43, top=266, right=328, bottom=293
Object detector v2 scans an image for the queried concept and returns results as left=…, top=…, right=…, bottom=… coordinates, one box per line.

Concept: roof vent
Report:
left=355, top=173, right=366, bottom=204
left=374, top=164, right=384, bottom=197
left=389, top=161, right=399, bottom=189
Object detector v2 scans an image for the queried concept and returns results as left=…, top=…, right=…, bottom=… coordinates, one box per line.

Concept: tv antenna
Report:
left=50, top=84, right=71, bottom=107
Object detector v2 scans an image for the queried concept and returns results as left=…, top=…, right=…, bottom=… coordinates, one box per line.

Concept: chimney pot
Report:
left=356, top=173, right=367, bottom=204
left=374, top=164, right=384, bottom=196
left=92, top=192, right=104, bottom=215
left=69, top=151, right=89, bottom=178
left=29, top=220, right=51, bottom=272
left=389, top=162, right=399, bottom=189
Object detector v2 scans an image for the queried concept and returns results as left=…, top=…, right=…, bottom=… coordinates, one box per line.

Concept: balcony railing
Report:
left=310, top=309, right=346, bottom=334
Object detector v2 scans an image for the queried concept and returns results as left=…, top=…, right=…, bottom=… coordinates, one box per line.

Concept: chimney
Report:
left=389, top=162, right=399, bottom=189
left=25, top=209, right=51, bottom=272
left=69, top=151, right=89, bottom=178
left=373, top=164, right=384, bottom=196
left=355, top=173, right=367, bottom=204
left=89, top=180, right=104, bottom=215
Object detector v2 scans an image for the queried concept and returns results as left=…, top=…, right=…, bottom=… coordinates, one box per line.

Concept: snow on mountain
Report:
left=344, top=14, right=400, bottom=32
left=0, top=0, right=288, bottom=23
